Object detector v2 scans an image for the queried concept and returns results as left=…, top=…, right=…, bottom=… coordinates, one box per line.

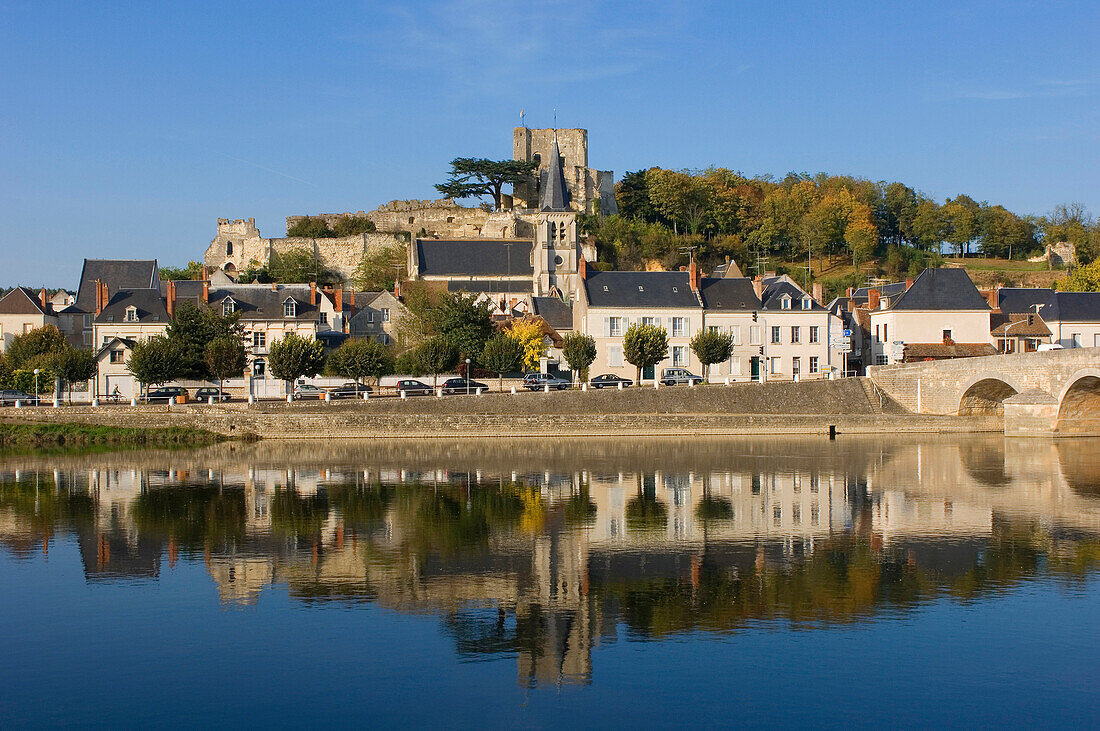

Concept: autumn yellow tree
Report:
left=505, top=316, right=549, bottom=371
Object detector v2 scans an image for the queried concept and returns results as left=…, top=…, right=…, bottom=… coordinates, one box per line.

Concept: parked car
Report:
left=1037, top=343, right=1064, bottom=351
left=144, top=386, right=189, bottom=403
left=292, top=383, right=327, bottom=400
left=522, top=373, right=571, bottom=391
left=660, top=368, right=704, bottom=386
left=589, top=374, right=633, bottom=389
left=395, top=379, right=434, bottom=396
left=442, top=377, right=489, bottom=395
left=195, top=387, right=232, bottom=402
left=0, top=389, right=38, bottom=406
left=330, top=382, right=373, bottom=398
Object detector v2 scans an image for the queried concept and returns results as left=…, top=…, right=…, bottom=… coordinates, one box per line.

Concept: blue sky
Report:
left=1, top=0, right=1097, bottom=287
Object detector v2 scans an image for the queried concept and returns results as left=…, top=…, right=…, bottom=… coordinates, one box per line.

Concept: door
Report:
left=643, top=364, right=655, bottom=381
left=750, top=357, right=761, bottom=381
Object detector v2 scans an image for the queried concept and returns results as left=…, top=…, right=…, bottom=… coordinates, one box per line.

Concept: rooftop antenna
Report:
left=679, top=245, right=697, bottom=267
left=752, top=250, right=769, bottom=277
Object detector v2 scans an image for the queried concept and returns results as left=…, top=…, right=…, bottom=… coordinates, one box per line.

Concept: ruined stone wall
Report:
left=267, top=233, right=403, bottom=279
left=288, top=199, right=493, bottom=239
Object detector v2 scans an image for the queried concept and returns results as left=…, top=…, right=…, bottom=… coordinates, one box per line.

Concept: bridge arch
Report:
left=958, top=374, right=1023, bottom=416
left=1055, top=369, right=1100, bottom=434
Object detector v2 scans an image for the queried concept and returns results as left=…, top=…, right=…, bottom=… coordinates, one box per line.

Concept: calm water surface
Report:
left=1, top=436, right=1099, bottom=727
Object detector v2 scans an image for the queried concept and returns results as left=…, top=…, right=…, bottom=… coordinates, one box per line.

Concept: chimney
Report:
left=39, top=288, right=47, bottom=310
left=752, top=276, right=765, bottom=301
left=202, top=279, right=209, bottom=303
left=905, top=277, right=914, bottom=291
left=334, top=284, right=342, bottom=313
left=868, top=288, right=881, bottom=311
left=578, top=257, right=587, bottom=280
left=349, top=290, right=356, bottom=308
left=812, top=282, right=823, bottom=303
left=847, top=299, right=856, bottom=313
left=271, top=282, right=277, bottom=292
left=394, top=280, right=401, bottom=300
left=846, top=287, right=854, bottom=297
left=166, top=280, right=176, bottom=318
left=310, top=281, right=317, bottom=306
left=689, top=259, right=699, bottom=292
left=94, top=279, right=103, bottom=315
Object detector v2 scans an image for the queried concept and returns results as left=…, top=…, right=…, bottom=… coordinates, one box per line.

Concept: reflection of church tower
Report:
left=533, top=133, right=579, bottom=298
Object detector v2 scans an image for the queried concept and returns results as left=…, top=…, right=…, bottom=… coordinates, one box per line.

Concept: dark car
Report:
left=395, top=379, right=434, bottom=396
left=589, top=374, right=633, bottom=389
left=195, top=387, right=232, bottom=402
left=0, top=389, right=38, bottom=406
left=144, top=386, right=188, bottom=404
left=522, top=373, right=570, bottom=391
left=329, top=382, right=373, bottom=398
left=442, top=378, right=488, bottom=395
left=660, top=368, right=704, bottom=386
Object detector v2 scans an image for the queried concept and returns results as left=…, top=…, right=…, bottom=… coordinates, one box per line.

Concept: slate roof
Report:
left=72, top=259, right=158, bottom=314
left=885, top=268, right=989, bottom=311
left=446, top=280, right=533, bottom=294
left=95, top=336, right=137, bottom=358
left=173, top=282, right=322, bottom=321
left=997, top=287, right=1054, bottom=314
left=0, top=287, right=50, bottom=315
left=530, top=296, right=574, bottom=331
left=711, top=260, right=745, bottom=278
left=699, top=277, right=761, bottom=311
left=416, top=239, right=534, bottom=277
left=760, top=278, right=826, bottom=311
left=1039, top=292, right=1100, bottom=323
left=539, top=135, right=570, bottom=211
left=95, top=288, right=169, bottom=324
left=584, top=271, right=701, bottom=308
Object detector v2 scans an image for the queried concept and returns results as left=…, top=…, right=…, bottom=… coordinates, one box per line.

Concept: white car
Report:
left=1037, top=343, right=1064, bottom=351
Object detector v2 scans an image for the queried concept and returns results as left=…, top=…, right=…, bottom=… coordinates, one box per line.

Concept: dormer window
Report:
left=124, top=306, right=138, bottom=322
left=283, top=298, right=297, bottom=318
left=781, top=295, right=792, bottom=310
left=801, top=297, right=811, bottom=310
left=222, top=297, right=236, bottom=316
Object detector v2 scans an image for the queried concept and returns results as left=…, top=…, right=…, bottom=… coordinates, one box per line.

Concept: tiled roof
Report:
left=699, top=277, right=761, bottom=311
left=887, top=268, right=989, bottom=311
left=72, top=259, right=158, bottom=314
left=0, top=287, right=50, bottom=316
left=990, top=312, right=1051, bottom=337
left=416, top=239, right=534, bottom=277
left=903, top=343, right=998, bottom=359
left=583, top=271, right=701, bottom=308
left=95, top=288, right=169, bottom=324
left=1039, top=292, right=1100, bottom=323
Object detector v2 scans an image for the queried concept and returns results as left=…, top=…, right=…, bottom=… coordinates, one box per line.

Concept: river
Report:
left=1, top=436, right=1098, bottom=727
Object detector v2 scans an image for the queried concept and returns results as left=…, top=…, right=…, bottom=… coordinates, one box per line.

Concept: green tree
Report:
left=353, top=245, right=406, bottom=291
left=204, top=337, right=247, bottom=397
left=1057, top=258, right=1100, bottom=292
left=286, top=216, right=335, bottom=238
left=7, top=324, right=66, bottom=370
left=645, top=168, right=713, bottom=235
left=267, top=333, right=326, bottom=392
left=327, top=338, right=394, bottom=391
left=413, top=336, right=458, bottom=387
left=267, top=248, right=342, bottom=285
left=331, top=216, right=376, bottom=236
left=127, top=336, right=182, bottom=397
left=429, top=292, right=495, bottom=364
left=561, top=332, right=597, bottom=384
left=159, top=261, right=205, bottom=281
left=615, top=168, right=663, bottom=224
left=165, top=301, right=243, bottom=380
left=622, top=323, right=669, bottom=386
left=690, top=329, right=733, bottom=381
left=943, top=195, right=980, bottom=257
left=480, top=332, right=524, bottom=391
left=434, top=157, right=538, bottom=211
left=52, top=347, right=97, bottom=404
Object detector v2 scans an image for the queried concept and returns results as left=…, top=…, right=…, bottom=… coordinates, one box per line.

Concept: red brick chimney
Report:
left=39, top=288, right=47, bottom=311
left=846, top=287, right=854, bottom=297
left=94, top=279, right=103, bottom=315
left=394, top=280, right=401, bottom=300
left=310, top=281, right=317, bottom=306
left=578, top=257, right=587, bottom=280
left=166, top=280, right=176, bottom=318
left=334, top=284, right=342, bottom=313
left=905, top=277, right=914, bottom=290
left=868, top=288, right=881, bottom=310
left=202, top=279, right=209, bottom=303
left=812, top=282, right=823, bottom=303
left=752, top=276, right=765, bottom=301
left=689, top=259, right=699, bottom=292
left=349, top=290, right=356, bottom=309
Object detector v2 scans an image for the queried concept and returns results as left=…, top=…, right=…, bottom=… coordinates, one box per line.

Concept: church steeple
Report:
left=539, top=132, right=569, bottom=211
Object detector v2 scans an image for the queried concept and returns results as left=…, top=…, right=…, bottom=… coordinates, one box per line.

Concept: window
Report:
left=771, top=326, right=781, bottom=344
left=1072, top=333, right=1082, bottom=348
left=381, top=308, right=390, bottom=323
left=252, top=332, right=266, bottom=348
left=876, top=355, right=888, bottom=365
left=226, top=241, right=233, bottom=256
left=731, top=325, right=741, bottom=345
left=810, top=503, right=820, bottom=526
left=380, top=333, right=390, bottom=345
left=222, top=299, right=235, bottom=316
left=83, top=314, right=92, bottom=328
left=673, top=346, right=687, bottom=366
left=781, top=296, right=791, bottom=310
left=110, top=350, right=125, bottom=364
left=792, top=503, right=801, bottom=526
left=708, top=325, right=720, bottom=334
left=802, top=297, right=811, bottom=310
left=810, top=356, right=819, bottom=373
left=24, top=323, right=34, bottom=334
left=875, top=324, right=880, bottom=342
left=749, top=325, right=761, bottom=345
left=672, top=317, right=685, bottom=337
left=943, top=329, right=952, bottom=342
left=253, top=359, right=265, bottom=377
left=883, top=324, right=888, bottom=343
left=791, top=326, right=800, bottom=343
left=809, top=326, right=819, bottom=344
left=773, top=504, right=782, bottom=526
left=642, top=316, right=655, bottom=326
left=792, top=357, right=801, bottom=376
left=319, top=312, right=328, bottom=324
left=284, top=299, right=296, bottom=318
left=1095, top=334, right=1100, bottom=347
left=609, top=317, right=623, bottom=337
left=366, top=310, right=374, bottom=323
left=770, top=356, right=781, bottom=374
left=608, top=344, right=623, bottom=367
left=124, top=306, right=138, bottom=323
left=730, top=356, right=741, bottom=375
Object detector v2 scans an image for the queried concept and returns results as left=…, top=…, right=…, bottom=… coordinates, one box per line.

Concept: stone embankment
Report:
left=1, top=378, right=997, bottom=439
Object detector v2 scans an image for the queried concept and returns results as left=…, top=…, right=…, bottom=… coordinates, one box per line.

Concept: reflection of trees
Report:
left=130, top=486, right=246, bottom=549
left=625, top=478, right=667, bottom=532
left=325, top=482, right=395, bottom=533
left=0, top=474, right=95, bottom=545
left=271, top=489, right=330, bottom=539
left=695, top=496, right=733, bottom=521
left=564, top=488, right=597, bottom=526
left=399, top=483, right=525, bottom=557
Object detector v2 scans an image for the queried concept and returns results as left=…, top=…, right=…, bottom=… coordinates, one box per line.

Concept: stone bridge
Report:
left=867, top=347, right=1100, bottom=436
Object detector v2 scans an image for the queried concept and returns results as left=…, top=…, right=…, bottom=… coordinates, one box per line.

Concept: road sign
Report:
left=830, top=337, right=851, bottom=352
left=842, top=329, right=852, bottom=337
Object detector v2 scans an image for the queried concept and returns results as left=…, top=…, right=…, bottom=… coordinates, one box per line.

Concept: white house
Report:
left=1039, top=292, right=1100, bottom=349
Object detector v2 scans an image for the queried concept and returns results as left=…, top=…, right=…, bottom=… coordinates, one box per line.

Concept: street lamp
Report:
left=465, top=358, right=471, bottom=395
left=33, top=369, right=40, bottom=404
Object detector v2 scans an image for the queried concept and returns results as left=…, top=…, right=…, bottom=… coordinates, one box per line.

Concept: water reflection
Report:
left=2, top=436, right=1100, bottom=687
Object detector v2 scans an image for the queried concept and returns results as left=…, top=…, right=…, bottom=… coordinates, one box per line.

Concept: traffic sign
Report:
left=830, top=337, right=851, bottom=352
left=842, top=329, right=852, bottom=337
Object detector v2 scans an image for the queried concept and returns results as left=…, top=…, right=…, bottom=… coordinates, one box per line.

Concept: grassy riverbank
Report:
left=0, top=422, right=225, bottom=448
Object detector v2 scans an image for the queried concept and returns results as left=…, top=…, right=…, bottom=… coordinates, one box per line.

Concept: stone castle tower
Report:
left=512, top=128, right=618, bottom=216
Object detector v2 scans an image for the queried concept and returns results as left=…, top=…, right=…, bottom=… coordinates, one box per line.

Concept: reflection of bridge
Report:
left=868, top=347, right=1100, bottom=436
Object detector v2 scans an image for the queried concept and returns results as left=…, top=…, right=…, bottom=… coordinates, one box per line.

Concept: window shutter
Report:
left=604, top=317, right=610, bottom=337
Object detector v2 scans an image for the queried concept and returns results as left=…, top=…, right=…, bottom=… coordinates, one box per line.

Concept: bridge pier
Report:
left=1003, top=390, right=1059, bottom=437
